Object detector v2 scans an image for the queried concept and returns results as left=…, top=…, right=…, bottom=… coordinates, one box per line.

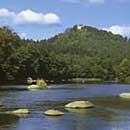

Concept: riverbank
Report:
left=0, top=78, right=120, bottom=87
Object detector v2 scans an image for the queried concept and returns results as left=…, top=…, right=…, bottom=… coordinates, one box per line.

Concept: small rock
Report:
left=44, top=109, right=64, bottom=116
left=27, top=85, right=40, bottom=90
left=65, top=101, right=94, bottom=109
left=119, top=93, right=130, bottom=99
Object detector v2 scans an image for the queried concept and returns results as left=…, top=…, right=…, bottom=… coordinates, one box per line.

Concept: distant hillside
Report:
left=1, top=25, right=130, bottom=84
left=46, top=25, right=130, bottom=58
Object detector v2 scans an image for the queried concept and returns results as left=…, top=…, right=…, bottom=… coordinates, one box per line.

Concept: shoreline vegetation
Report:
left=1, top=25, right=130, bottom=86
left=46, top=78, right=118, bottom=84
left=0, top=78, right=119, bottom=86
left=0, top=77, right=121, bottom=87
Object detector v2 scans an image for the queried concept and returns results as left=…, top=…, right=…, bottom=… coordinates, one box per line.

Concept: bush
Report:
left=125, top=76, right=130, bottom=84
left=36, top=79, right=47, bottom=89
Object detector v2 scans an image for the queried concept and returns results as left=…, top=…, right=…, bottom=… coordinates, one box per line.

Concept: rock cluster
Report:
left=28, top=79, right=47, bottom=90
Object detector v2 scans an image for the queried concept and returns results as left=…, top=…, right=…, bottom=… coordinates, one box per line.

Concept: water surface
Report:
left=0, top=84, right=130, bottom=130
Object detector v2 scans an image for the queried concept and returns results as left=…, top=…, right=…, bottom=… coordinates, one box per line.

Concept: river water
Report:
left=0, top=84, right=130, bottom=130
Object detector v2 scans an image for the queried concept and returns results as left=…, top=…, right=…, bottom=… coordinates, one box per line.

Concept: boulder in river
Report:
left=119, top=93, right=130, bottom=99
left=6, top=109, right=30, bottom=117
left=44, top=109, right=64, bottom=116
left=65, top=101, right=94, bottom=109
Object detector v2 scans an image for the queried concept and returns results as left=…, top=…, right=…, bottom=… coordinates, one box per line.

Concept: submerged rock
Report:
left=44, top=109, right=64, bottom=116
left=65, top=101, right=94, bottom=109
left=119, top=93, right=130, bottom=99
left=0, top=102, right=3, bottom=107
left=6, top=109, right=30, bottom=117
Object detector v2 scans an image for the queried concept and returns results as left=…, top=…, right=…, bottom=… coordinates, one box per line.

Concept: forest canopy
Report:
left=0, top=25, right=130, bottom=84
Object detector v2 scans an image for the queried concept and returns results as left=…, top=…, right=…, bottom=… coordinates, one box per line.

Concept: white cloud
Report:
left=0, top=8, right=15, bottom=17
left=0, top=8, right=60, bottom=25
left=43, top=13, right=60, bottom=24
left=103, top=25, right=130, bottom=37
left=61, top=0, right=105, bottom=4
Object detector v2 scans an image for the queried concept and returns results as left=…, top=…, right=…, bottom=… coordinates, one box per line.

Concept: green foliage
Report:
left=70, top=78, right=102, bottom=83
left=36, top=79, right=47, bottom=89
left=125, top=76, right=130, bottom=84
left=115, top=58, right=130, bottom=83
left=0, top=25, right=130, bottom=84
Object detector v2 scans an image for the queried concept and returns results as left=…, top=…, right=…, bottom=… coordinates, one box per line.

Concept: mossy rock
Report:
left=44, top=109, right=64, bottom=116
left=65, top=101, right=94, bottom=109
left=6, top=109, right=30, bottom=117
left=119, top=93, right=130, bottom=99
left=36, top=79, right=47, bottom=89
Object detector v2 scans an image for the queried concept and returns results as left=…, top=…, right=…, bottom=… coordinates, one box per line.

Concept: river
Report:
left=0, top=84, right=130, bottom=130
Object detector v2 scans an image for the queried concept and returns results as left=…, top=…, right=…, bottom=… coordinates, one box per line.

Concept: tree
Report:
left=115, top=58, right=130, bottom=83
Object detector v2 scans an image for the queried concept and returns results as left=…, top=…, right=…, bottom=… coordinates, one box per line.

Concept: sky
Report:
left=0, top=0, right=130, bottom=40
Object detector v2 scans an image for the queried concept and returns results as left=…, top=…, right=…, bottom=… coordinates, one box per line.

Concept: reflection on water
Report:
left=0, top=114, right=19, bottom=129
left=0, top=84, right=130, bottom=130
left=92, top=96, right=130, bottom=112
left=65, top=107, right=118, bottom=121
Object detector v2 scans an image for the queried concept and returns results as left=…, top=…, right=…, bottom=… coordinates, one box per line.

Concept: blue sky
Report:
left=0, top=0, right=130, bottom=40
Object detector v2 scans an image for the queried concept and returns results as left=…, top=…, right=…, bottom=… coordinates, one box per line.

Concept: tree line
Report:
left=0, top=25, right=130, bottom=85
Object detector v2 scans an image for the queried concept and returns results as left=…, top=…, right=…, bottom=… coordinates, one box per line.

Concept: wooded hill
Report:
left=0, top=25, right=130, bottom=84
